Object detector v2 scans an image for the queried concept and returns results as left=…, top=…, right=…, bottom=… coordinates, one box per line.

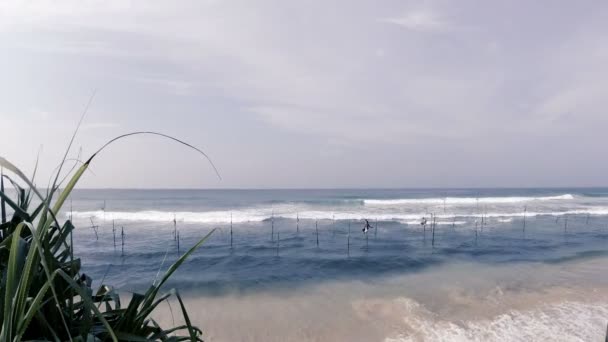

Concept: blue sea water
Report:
left=59, top=188, right=608, bottom=340
left=65, top=188, right=608, bottom=294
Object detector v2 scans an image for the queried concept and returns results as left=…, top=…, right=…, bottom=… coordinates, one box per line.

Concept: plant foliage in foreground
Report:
left=0, top=131, right=219, bottom=341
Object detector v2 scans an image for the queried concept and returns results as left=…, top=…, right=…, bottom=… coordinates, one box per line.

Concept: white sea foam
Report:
left=364, top=194, right=575, bottom=206
left=385, top=298, right=608, bottom=342
left=70, top=209, right=271, bottom=224
left=399, top=220, right=468, bottom=226
left=70, top=206, right=608, bottom=224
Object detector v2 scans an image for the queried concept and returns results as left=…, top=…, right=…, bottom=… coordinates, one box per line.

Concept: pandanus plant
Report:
left=0, top=116, right=220, bottom=341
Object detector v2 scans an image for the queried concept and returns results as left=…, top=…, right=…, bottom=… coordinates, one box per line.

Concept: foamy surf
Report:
left=70, top=206, right=608, bottom=224
left=385, top=299, right=608, bottom=342
left=364, top=194, right=575, bottom=206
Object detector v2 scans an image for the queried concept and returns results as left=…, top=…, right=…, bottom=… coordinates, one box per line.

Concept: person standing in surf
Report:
left=362, top=219, right=373, bottom=233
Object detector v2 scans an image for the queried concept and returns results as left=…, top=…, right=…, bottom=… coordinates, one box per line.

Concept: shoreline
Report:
left=153, top=255, right=608, bottom=341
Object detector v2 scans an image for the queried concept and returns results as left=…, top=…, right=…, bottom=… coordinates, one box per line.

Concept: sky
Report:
left=1, top=1, right=607, bottom=189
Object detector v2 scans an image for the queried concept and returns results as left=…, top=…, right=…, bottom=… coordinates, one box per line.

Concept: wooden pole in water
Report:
left=452, top=216, right=456, bottom=229
left=230, top=212, right=233, bottom=248
left=347, top=220, right=351, bottom=256
left=173, top=214, right=177, bottom=241
left=523, top=205, right=527, bottom=232
left=121, top=226, right=125, bottom=256
left=90, top=217, right=99, bottom=241
left=365, top=219, right=369, bottom=248
left=112, top=220, right=116, bottom=248
left=296, top=212, right=299, bottom=234
left=422, top=217, right=427, bottom=245
left=432, top=215, right=436, bottom=247
left=332, top=214, right=336, bottom=237
left=564, top=216, right=568, bottom=234
left=586, top=213, right=590, bottom=225
left=374, top=219, right=378, bottom=238
left=316, top=220, right=319, bottom=247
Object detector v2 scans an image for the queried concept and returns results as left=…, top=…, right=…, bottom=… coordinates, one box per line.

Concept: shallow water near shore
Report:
left=66, top=188, right=608, bottom=341
left=152, top=257, right=608, bottom=341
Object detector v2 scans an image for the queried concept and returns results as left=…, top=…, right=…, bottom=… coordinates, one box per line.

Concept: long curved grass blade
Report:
left=17, top=268, right=59, bottom=337
left=49, top=161, right=89, bottom=230
left=24, top=145, right=43, bottom=207
left=0, top=190, right=30, bottom=222
left=1, top=168, right=6, bottom=224
left=115, top=293, right=145, bottom=332
left=38, top=93, right=94, bottom=239
left=113, top=332, right=151, bottom=341
left=2, top=174, right=25, bottom=199
left=87, top=131, right=222, bottom=180
left=49, top=131, right=213, bottom=230
left=34, top=310, right=61, bottom=342
left=1, top=223, right=25, bottom=341
left=54, top=270, right=118, bottom=342
left=134, top=291, right=174, bottom=324
left=30, top=145, right=42, bottom=186
left=9, top=221, right=68, bottom=342
left=0, top=157, right=45, bottom=204
left=46, top=157, right=89, bottom=193
left=142, top=228, right=216, bottom=308
left=153, top=241, right=172, bottom=286
left=48, top=91, right=95, bottom=201
left=149, top=322, right=192, bottom=340
left=175, top=291, right=201, bottom=342
left=25, top=222, right=73, bottom=341
left=28, top=201, right=48, bottom=222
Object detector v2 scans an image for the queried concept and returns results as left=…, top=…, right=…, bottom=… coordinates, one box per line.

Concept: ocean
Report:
left=66, top=188, right=608, bottom=341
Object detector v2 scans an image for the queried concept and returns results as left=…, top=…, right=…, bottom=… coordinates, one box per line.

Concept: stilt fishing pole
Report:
left=347, top=220, right=351, bottom=256
left=230, top=212, right=233, bottom=248
left=523, top=205, right=527, bottom=233
left=316, top=220, right=319, bottom=247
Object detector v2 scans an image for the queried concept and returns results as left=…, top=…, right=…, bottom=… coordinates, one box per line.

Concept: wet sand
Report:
left=154, top=256, right=608, bottom=341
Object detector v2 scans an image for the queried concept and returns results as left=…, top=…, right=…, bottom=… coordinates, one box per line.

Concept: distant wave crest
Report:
left=363, top=194, right=575, bottom=206
left=69, top=204, right=608, bottom=225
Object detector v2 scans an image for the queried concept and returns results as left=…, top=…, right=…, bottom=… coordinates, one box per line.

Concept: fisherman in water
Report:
left=362, top=219, right=373, bottom=233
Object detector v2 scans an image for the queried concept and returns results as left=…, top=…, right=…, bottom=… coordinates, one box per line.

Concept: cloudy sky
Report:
left=1, top=1, right=607, bottom=188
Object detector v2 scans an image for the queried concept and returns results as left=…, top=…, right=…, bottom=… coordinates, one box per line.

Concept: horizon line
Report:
left=65, top=186, right=608, bottom=191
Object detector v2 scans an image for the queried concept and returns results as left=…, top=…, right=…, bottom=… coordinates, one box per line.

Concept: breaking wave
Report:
left=385, top=298, right=608, bottom=342
left=364, top=194, right=575, bottom=206
left=69, top=206, right=608, bottom=224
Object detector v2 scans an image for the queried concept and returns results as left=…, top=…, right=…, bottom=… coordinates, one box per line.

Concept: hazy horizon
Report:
left=2, top=1, right=607, bottom=189
left=62, top=186, right=608, bottom=190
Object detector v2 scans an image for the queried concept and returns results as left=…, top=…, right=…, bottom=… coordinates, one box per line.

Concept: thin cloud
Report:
left=2, top=1, right=608, bottom=187
left=381, top=9, right=449, bottom=32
